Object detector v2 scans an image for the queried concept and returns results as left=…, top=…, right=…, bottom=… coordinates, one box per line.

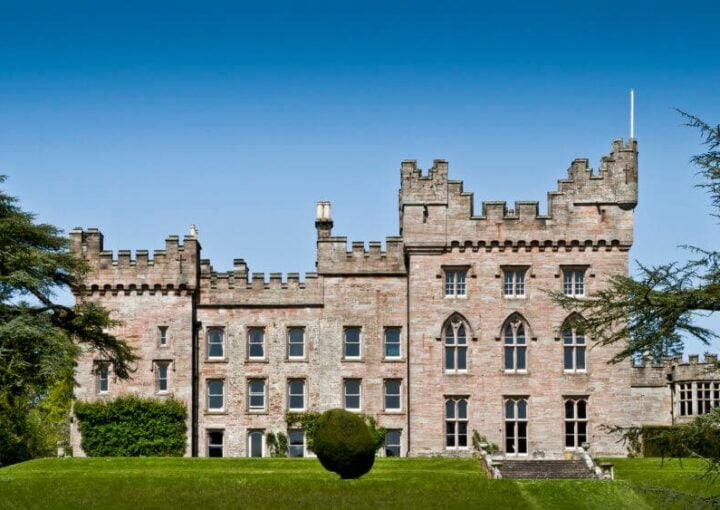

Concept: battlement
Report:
left=69, top=228, right=200, bottom=294
left=631, top=353, right=719, bottom=387
left=316, top=236, right=406, bottom=275
left=198, top=270, right=323, bottom=306
left=399, top=139, right=638, bottom=249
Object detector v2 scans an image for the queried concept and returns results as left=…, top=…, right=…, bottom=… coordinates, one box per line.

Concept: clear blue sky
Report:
left=2, top=1, right=718, bottom=354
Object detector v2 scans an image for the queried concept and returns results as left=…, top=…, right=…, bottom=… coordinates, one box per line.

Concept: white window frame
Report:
left=343, top=379, right=362, bottom=411
left=384, top=379, right=402, bottom=412
left=287, top=327, right=305, bottom=360
left=248, top=328, right=265, bottom=360
left=503, top=319, right=528, bottom=373
left=247, top=430, right=265, bottom=458
left=207, top=429, right=224, bottom=458
left=384, top=429, right=402, bottom=457
left=504, top=398, right=528, bottom=456
left=287, top=379, right=306, bottom=411
left=562, top=326, right=587, bottom=373
left=207, top=328, right=225, bottom=359
left=248, top=379, right=266, bottom=412
left=444, top=318, right=468, bottom=373
left=503, top=269, right=526, bottom=297
left=155, top=361, right=169, bottom=394
left=287, top=429, right=306, bottom=458
left=206, top=379, right=225, bottom=412
left=564, top=398, right=588, bottom=450
left=158, top=326, right=169, bottom=347
left=384, top=327, right=402, bottom=359
left=343, top=327, right=362, bottom=360
left=445, top=398, right=469, bottom=450
left=563, top=269, right=586, bottom=297
left=444, top=268, right=467, bottom=297
left=679, top=382, right=693, bottom=416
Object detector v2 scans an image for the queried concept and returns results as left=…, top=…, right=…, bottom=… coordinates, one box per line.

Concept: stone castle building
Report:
left=69, top=138, right=720, bottom=459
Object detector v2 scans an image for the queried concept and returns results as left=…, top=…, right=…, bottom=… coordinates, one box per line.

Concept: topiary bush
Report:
left=74, top=395, right=187, bottom=457
left=313, top=409, right=376, bottom=479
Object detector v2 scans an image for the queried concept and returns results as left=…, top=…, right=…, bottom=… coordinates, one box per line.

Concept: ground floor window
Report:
left=564, top=398, right=588, bottom=448
left=248, top=430, right=264, bottom=458
left=505, top=398, right=528, bottom=455
left=288, top=429, right=305, bottom=458
left=384, top=430, right=402, bottom=457
left=445, top=398, right=468, bottom=449
left=679, top=383, right=693, bottom=416
left=207, top=430, right=223, bottom=458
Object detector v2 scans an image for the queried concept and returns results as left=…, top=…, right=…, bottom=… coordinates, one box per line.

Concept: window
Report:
left=384, top=327, right=401, bottom=359
left=248, top=328, right=265, bottom=359
left=248, top=430, right=264, bottom=458
left=207, top=328, right=224, bottom=358
left=444, top=318, right=468, bottom=372
left=248, top=379, right=266, bottom=411
left=384, top=380, right=402, bottom=411
left=564, top=398, right=588, bottom=449
left=563, top=325, right=586, bottom=372
left=344, top=379, right=362, bottom=411
left=679, top=383, right=693, bottom=416
left=697, top=382, right=713, bottom=415
left=503, top=269, right=526, bottom=297
left=288, top=379, right=305, bottom=411
left=158, top=326, right=168, bottom=346
left=155, top=362, right=169, bottom=393
left=288, top=328, right=305, bottom=359
left=344, top=327, right=361, bottom=359
left=503, top=319, right=527, bottom=372
left=288, top=429, right=305, bottom=457
left=563, top=269, right=586, bottom=297
left=505, top=398, right=528, bottom=455
left=444, top=269, right=467, bottom=297
left=445, top=398, right=469, bottom=449
left=385, top=430, right=402, bottom=457
left=207, top=380, right=224, bottom=411
left=715, top=382, right=720, bottom=409
left=96, top=363, right=109, bottom=394
left=207, top=431, right=224, bottom=458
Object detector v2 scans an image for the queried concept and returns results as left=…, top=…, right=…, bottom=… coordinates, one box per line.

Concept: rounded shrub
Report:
left=313, top=409, right=376, bottom=479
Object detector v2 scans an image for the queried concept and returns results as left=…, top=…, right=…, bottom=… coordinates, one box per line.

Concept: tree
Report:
left=0, top=177, right=137, bottom=466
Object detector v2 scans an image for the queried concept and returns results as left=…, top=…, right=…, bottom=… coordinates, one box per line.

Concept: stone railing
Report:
left=476, top=443, right=503, bottom=479
left=578, top=442, right=613, bottom=480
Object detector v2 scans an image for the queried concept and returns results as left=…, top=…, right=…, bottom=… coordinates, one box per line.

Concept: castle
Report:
left=69, top=138, right=720, bottom=459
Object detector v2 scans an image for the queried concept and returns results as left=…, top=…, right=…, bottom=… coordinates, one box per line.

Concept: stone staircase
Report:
left=498, top=459, right=597, bottom=480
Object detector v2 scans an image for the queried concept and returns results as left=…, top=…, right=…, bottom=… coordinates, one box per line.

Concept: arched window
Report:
left=503, top=316, right=528, bottom=372
left=444, top=316, right=468, bottom=372
left=564, top=398, right=588, bottom=448
left=445, top=398, right=468, bottom=449
left=562, top=315, right=587, bottom=372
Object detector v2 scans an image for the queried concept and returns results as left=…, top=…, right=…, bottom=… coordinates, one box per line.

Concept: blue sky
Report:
left=1, top=1, right=718, bottom=354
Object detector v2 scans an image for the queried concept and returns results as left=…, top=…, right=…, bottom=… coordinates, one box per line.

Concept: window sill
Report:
left=563, top=370, right=588, bottom=375
left=381, top=410, right=404, bottom=415
left=383, top=358, right=405, bottom=363
left=504, top=370, right=529, bottom=376
left=444, top=295, right=468, bottom=299
left=344, top=408, right=362, bottom=413
left=342, top=358, right=364, bottom=363
left=503, top=295, right=526, bottom=299
left=246, top=410, right=268, bottom=415
left=204, top=411, right=228, bottom=415
left=245, top=359, right=269, bottom=364
left=205, top=358, right=228, bottom=363
left=286, top=358, right=308, bottom=363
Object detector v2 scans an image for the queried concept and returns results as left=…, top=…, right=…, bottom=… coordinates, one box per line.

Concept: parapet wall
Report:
left=69, top=228, right=199, bottom=294
left=316, top=236, right=406, bottom=275
left=400, top=139, right=638, bottom=249
left=631, top=353, right=719, bottom=387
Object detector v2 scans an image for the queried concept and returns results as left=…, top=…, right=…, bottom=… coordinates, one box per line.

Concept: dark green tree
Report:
left=0, top=177, right=137, bottom=465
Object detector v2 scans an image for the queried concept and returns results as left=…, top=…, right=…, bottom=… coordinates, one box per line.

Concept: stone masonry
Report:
left=68, top=138, right=720, bottom=459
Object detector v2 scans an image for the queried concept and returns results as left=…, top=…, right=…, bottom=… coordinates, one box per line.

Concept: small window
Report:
left=96, top=363, right=109, bottom=394
left=384, top=328, right=401, bottom=359
left=207, top=430, right=224, bottom=457
left=503, top=319, right=528, bottom=372
left=344, top=327, right=361, bottom=359
left=384, top=380, right=402, bottom=411
left=444, top=318, right=468, bottom=373
left=445, top=398, right=469, bottom=449
left=505, top=398, right=528, bottom=455
left=207, top=380, right=224, bottom=411
left=563, top=269, right=586, bottom=297
left=155, top=362, right=169, bottom=393
left=503, top=270, right=526, bottom=297
left=158, top=326, right=169, bottom=347
left=248, top=430, right=264, bottom=458
left=288, top=379, right=305, bottom=411
left=444, top=269, right=467, bottom=297
left=248, top=379, right=266, bottom=411
left=384, top=430, right=402, bottom=457
left=679, top=383, right=693, bottom=416
left=207, top=328, right=224, bottom=359
left=564, top=398, right=588, bottom=448
left=288, top=328, right=305, bottom=359
left=344, top=379, right=362, bottom=411
left=563, top=326, right=586, bottom=372
left=288, top=429, right=305, bottom=458
left=248, top=328, right=265, bottom=359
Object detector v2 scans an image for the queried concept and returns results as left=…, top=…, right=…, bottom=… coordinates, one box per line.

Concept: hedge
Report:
left=74, top=396, right=187, bottom=457
left=642, top=424, right=720, bottom=458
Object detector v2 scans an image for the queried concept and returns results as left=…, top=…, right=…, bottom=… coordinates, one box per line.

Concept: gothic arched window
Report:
left=562, top=315, right=587, bottom=372
left=444, top=316, right=468, bottom=373
left=503, top=316, right=528, bottom=372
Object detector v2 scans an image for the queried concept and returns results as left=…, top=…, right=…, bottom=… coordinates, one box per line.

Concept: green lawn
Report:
left=0, top=457, right=715, bottom=509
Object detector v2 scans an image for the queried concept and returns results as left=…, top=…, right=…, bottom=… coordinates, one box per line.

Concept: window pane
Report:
left=208, top=431, right=223, bottom=458
left=386, top=395, right=400, bottom=410
left=445, top=347, right=455, bottom=370
left=563, top=330, right=573, bottom=344
left=457, top=347, right=467, bottom=370
left=564, top=347, right=574, bottom=370
left=209, top=395, right=223, bottom=409
left=516, top=347, right=526, bottom=370
left=344, top=328, right=361, bottom=357
left=505, top=400, right=515, bottom=419
left=517, top=399, right=527, bottom=419
left=565, top=400, right=575, bottom=419
left=577, top=399, right=587, bottom=419
left=444, top=324, right=454, bottom=344
left=288, top=329, right=304, bottom=357
left=288, top=430, right=304, bottom=458
left=504, top=325, right=514, bottom=344
left=505, top=422, right=515, bottom=453
left=576, top=347, right=586, bottom=370
left=575, top=272, right=585, bottom=294
left=458, top=399, right=467, bottom=419
left=385, top=430, right=401, bottom=457
left=516, top=325, right=526, bottom=344
left=456, top=271, right=466, bottom=295
left=208, top=329, right=224, bottom=357
left=458, top=423, right=468, bottom=447
left=457, top=325, right=466, bottom=344
left=445, top=272, right=455, bottom=295
left=249, top=432, right=263, bottom=458
left=578, top=421, right=587, bottom=443
left=385, top=328, right=401, bottom=357
left=563, top=271, right=573, bottom=295
left=504, top=272, right=513, bottom=295
left=504, top=347, right=514, bottom=370
left=249, top=330, right=264, bottom=358
left=576, top=334, right=585, bottom=345
left=516, top=271, right=525, bottom=295
left=445, top=399, right=455, bottom=419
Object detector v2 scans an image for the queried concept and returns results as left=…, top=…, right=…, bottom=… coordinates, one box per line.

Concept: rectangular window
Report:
left=384, top=430, right=402, bottom=457
left=444, top=269, right=467, bottom=297
left=344, top=379, right=362, bottom=411
left=505, top=398, right=528, bottom=455
left=207, top=430, right=224, bottom=458
left=248, top=379, right=266, bottom=411
left=287, top=328, right=305, bottom=359
left=697, top=382, right=712, bottom=415
left=679, top=383, right=693, bottom=416
left=155, top=362, right=169, bottom=393
left=445, top=398, right=469, bottom=449
left=287, top=379, right=305, bottom=411
left=563, top=269, right=586, bottom=297
left=248, top=328, right=265, bottom=359
left=207, top=380, right=224, bottom=411
left=344, top=327, right=361, bottom=359
left=564, top=398, right=588, bottom=448
left=207, top=328, right=224, bottom=359
left=503, top=270, right=526, bottom=297
left=158, top=326, right=168, bottom=346
left=384, top=379, right=402, bottom=411
left=288, top=429, right=305, bottom=458
left=563, top=328, right=587, bottom=372
left=714, top=382, right=720, bottom=409
left=248, top=430, right=264, bottom=458
left=96, top=363, right=109, bottom=394
left=384, top=327, right=401, bottom=359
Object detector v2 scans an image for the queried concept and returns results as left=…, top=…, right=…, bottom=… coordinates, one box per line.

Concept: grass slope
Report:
left=0, top=457, right=713, bottom=510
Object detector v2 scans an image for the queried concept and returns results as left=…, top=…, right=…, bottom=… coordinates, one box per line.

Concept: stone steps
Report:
left=499, top=459, right=596, bottom=480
